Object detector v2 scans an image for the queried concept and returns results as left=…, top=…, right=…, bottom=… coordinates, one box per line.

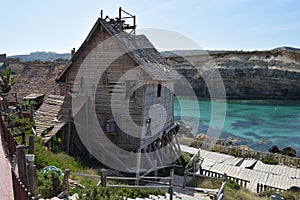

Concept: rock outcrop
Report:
left=165, top=48, right=300, bottom=99
left=268, top=145, right=297, bottom=157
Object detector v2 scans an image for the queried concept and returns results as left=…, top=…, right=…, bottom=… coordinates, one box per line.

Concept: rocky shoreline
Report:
left=176, top=120, right=298, bottom=158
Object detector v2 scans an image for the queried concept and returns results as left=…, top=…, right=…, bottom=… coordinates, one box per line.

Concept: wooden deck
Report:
left=181, top=145, right=300, bottom=192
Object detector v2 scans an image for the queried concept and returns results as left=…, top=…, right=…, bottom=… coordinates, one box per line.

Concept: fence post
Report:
left=30, top=103, right=34, bottom=121
left=26, top=154, right=35, bottom=195
left=21, top=128, right=26, bottom=146
left=16, top=145, right=28, bottom=187
left=101, top=169, right=107, bottom=187
left=28, top=135, right=35, bottom=154
left=169, top=168, right=174, bottom=200
left=62, top=169, right=70, bottom=192
left=7, top=112, right=11, bottom=124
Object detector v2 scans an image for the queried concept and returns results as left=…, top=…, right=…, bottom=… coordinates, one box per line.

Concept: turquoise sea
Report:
left=174, top=97, right=300, bottom=155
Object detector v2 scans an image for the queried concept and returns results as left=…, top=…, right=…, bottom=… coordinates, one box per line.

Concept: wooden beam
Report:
left=142, top=148, right=153, bottom=167
left=28, top=135, right=35, bottom=154
left=66, top=110, right=71, bottom=154
left=151, top=142, right=164, bottom=167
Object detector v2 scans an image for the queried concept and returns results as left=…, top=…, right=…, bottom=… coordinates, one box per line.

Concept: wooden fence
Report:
left=256, top=183, right=287, bottom=193
left=0, top=112, right=16, bottom=157
left=201, top=169, right=250, bottom=188
left=183, top=146, right=250, bottom=188
left=182, top=138, right=300, bottom=167
left=62, top=168, right=175, bottom=200
left=0, top=112, right=35, bottom=200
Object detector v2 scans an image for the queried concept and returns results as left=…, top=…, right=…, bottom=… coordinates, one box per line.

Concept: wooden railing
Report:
left=62, top=168, right=175, bottom=200
left=0, top=112, right=35, bottom=200
left=180, top=137, right=300, bottom=167
left=256, top=183, right=286, bottom=193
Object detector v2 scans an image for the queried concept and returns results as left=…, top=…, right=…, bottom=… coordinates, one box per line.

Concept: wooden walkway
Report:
left=0, top=132, right=14, bottom=200
left=181, top=145, right=300, bottom=192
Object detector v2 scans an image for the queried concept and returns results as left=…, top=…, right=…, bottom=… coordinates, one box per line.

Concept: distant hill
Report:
left=9, top=51, right=71, bottom=62
left=8, top=46, right=300, bottom=61
left=272, top=46, right=300, bottom=52
left=160, top=46, right=300, bottom=57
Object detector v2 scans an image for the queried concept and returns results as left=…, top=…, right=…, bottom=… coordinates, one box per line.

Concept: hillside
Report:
left=164, top=47, right=300, bottom=99
left=9, top=51, right=71, bottom=62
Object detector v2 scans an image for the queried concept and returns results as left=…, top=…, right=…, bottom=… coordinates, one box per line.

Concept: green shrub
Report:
left=76, top=185, right=165, bottom=200
left=261, top=156, right=279, bottom=165
left=260, top=189, right=300, bottom=200
left=36, top=171, right=62, bottom=198
left=227, top=179, right=240, bottom=190
left=174, top=152, right=192, bottom=176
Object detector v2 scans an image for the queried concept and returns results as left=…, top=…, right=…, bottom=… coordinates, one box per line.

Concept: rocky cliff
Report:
left=165, top=48, right=300, bottom=99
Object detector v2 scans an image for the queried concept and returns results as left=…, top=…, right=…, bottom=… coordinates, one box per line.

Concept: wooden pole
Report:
left=62, top=169, right=70, bottom=191
left=100, top=169, right=107, bottom=187
left=169, top=168, right=174, bottom=200
left=135, top=149, right=141, bottom=185
left=153, top=160, right=157, bottom=181
left=26, top=154, right=35, bottom=195
left=183, top=172, right=187, bottom=188
left=21, top=128, right=26, bottom=145
left=28, top=135, right=35, bottom=154
left=66, top=110, right=72, bottom=154
left=19, top=105, right=24, bottom=119
left=7, top=112, right=11, bottom=124
left=16, top=145, right=28, bottom=187
left=30, top=103, right=34, bottom=121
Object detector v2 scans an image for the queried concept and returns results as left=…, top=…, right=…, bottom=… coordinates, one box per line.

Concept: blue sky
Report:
left=1, top=0, right=300, bottom=55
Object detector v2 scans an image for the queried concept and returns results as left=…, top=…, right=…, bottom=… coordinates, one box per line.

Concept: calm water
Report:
left=174, top=97, right=300, bottom=154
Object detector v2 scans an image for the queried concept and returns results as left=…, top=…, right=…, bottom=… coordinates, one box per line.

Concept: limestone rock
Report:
left=269, top=145, right=280, bottom=153
left=281, top=146, right=297, bottom=157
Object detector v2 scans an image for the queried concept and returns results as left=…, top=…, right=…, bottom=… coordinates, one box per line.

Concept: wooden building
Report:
left=7, top=61, right=64, bottom=106
left=56, top=8, right=182, bottom=170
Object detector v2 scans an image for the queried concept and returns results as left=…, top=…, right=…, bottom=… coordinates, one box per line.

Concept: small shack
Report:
left=7, top=61, right=64, bottom=107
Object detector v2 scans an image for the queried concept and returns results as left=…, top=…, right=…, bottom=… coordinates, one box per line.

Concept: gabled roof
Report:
left=57, top=18, right=179, bottom=81
left=8, top=62, right=64, bottom=102
left=34, top=95, right=66, bottom=142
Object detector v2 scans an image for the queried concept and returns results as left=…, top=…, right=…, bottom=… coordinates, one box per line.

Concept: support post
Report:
left=135, top=149, right=141, bottom=185
left=183, top=172, right=187, bottom=188
left=169, top=168, right=174, bottom=200
left=100, top=169, right=107, bottom=187
left=66, top=110, right=72, bottom=154
left=153, top=160, right=157, bottom=181
left=28, top=135, right=35, bottom=154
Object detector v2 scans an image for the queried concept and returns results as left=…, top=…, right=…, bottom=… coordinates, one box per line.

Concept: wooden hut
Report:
left=56, top=8, right=182, bottom=170
left=7, top=61, right=64, bottom=107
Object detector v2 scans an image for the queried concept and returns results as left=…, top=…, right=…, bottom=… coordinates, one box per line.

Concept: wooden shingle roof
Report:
left=8, top=62, right=65, bottom=102
left=34, top=95, right=66, bottom=142
left=58, top=18, right=179, bottom=81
